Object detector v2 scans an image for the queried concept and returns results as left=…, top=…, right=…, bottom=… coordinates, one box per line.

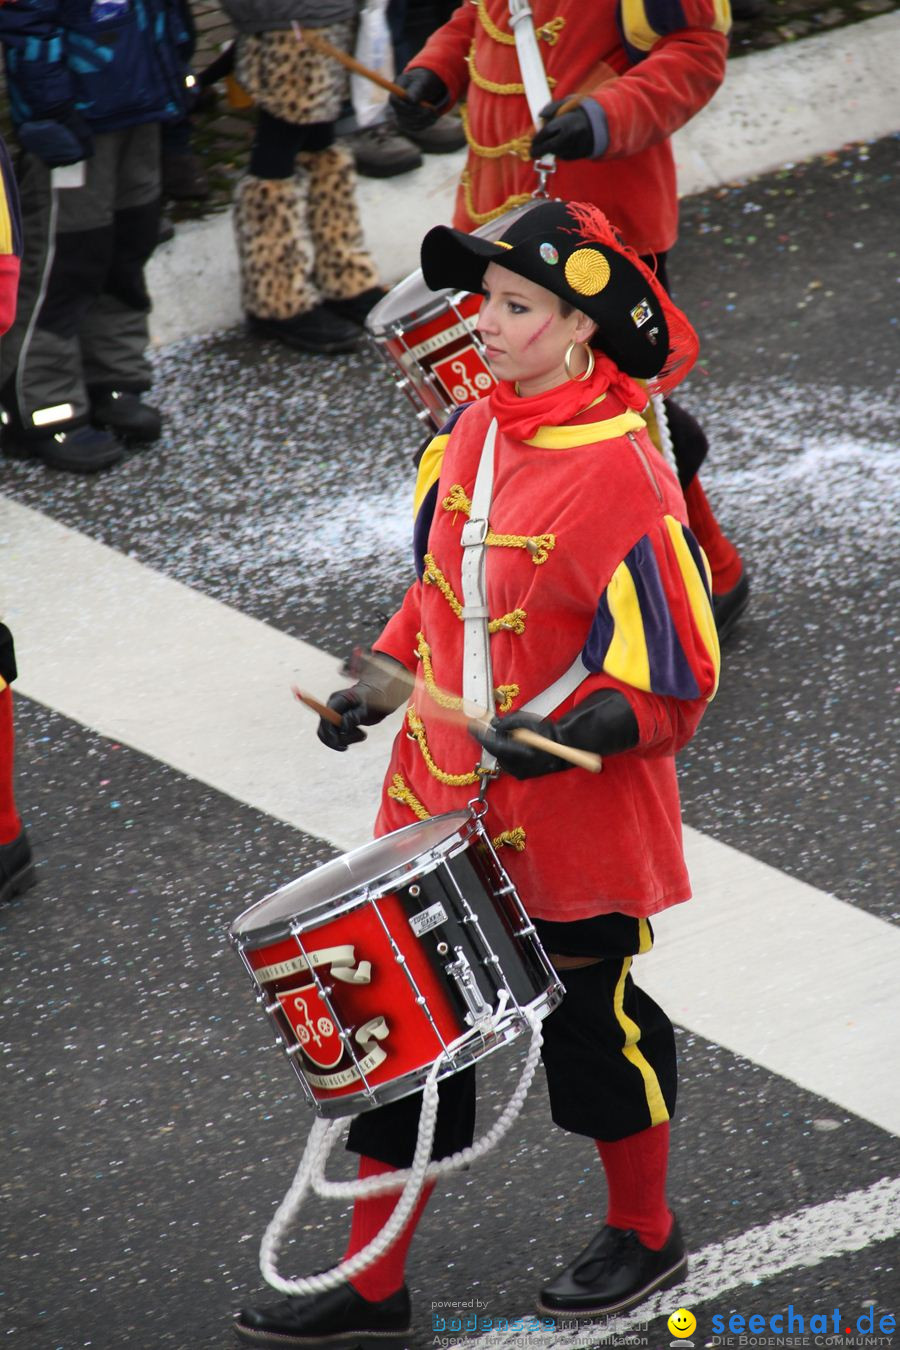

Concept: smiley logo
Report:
left=667, top=1307, right=697, bottom=1339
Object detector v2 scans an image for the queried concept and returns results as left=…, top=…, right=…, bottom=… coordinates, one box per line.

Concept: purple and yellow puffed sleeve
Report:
left=579, top=514, right=720, bottom=752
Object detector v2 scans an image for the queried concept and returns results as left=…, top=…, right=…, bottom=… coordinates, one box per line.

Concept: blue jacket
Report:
left=0, top=0, right=191, bottom=133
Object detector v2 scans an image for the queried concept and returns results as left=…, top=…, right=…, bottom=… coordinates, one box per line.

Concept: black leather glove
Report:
left=470, top=690, right=639, bottom=780
left=18, top=105, right=94, bottom=166
left=389, top=67, right=449, bottom=134
left=530, top=99, right=596, bottom=161
left=317, top=654, right=412, bottom=752
left=317, top=688, right=370, bottom=751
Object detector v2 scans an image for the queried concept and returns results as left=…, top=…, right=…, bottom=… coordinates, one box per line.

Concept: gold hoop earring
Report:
left=564, top=341, right=595, bottom=382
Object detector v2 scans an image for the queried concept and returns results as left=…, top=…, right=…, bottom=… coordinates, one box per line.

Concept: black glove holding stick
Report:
left=315, top=652, right=413, bottom=752
left=470, top=690, right=638, bottom=780
left=389, top=67, right=450, bottom=134
left=530, top=96, right=602, bottom=161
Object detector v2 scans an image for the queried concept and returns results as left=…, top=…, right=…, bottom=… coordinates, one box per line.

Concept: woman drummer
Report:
left=234, top=200, right=720, bottom=1346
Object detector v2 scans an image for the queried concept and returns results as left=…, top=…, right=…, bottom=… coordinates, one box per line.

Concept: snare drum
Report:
left=366, top=201, right=544, bottom=432
left=230, top=811, right=563, bottom=1118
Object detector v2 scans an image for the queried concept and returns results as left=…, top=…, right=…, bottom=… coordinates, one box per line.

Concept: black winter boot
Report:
left=2, top=424, right=123, bottom=473
left=90, top=390, right=162, bottom=444
left=247, top=305, right=364, bottom=355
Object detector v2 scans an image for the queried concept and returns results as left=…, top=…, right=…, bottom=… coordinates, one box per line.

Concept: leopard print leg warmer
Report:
left=233, top=173, right=320, bottom=320
left=301, top=145, right=381, bottom=303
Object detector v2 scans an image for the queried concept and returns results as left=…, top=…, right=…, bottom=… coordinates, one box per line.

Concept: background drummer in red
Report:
left=234, top=200, right=720, bottom=1346
left=389, top=0, right=749, bottom=639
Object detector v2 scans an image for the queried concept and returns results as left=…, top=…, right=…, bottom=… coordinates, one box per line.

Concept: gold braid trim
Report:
left=422, top=551, right=464, bottom=617
left=460, top=171, right=532, bottom=226
left=416, top=631, right=519, bottom=712
left=492, top=827, right=527, bottom=852
left=442, top=483, right=472, bottom=518
left=460, top=104, right=533, bottom=161
left=406, top=707, right=481, bottom=787
left=441, top=485, right=556, bottom=564
left=496, top=683, right=519, bottom=712
left=388, top=773, right=527, bottom=851
left=422, top=553, right=527, bottom=633
left=466, top=40, right=557, bottom=96
left=416, top=631, right=460, bottom=709
left=475, top=0, right=566, bottom=47
left=387, top=773, right=430, bottom=821
left=461, top=104, right=531, bottom=159
left=489, top=610, right=527, bottom=634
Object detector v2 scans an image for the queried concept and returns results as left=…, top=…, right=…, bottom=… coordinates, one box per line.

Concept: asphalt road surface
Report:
left=1, top=135, right=898, bottom=1350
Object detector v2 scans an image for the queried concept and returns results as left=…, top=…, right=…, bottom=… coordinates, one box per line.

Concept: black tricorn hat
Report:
left=421, top=200, right=698, bottom=395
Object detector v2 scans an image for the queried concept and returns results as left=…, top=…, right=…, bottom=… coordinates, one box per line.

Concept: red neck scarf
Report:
left=487, top=351, right=647, bottom=442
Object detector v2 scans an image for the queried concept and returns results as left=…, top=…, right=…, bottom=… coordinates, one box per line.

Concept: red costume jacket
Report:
left=372, top=392, right=720, bottom=921
left=409, top=0, right=730, bottom=255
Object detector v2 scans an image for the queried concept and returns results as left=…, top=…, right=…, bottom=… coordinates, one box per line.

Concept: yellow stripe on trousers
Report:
left=612, top=955, right=670, bottom=1126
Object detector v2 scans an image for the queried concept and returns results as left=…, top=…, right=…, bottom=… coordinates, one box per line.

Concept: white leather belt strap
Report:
left=508, top=0, right=555, bottom=128
left=460, top=417, right=499, bottom=771
left=521, top=653, right=591, bottom=719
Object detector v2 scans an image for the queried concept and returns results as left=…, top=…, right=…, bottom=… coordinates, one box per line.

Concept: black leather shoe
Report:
left=233, top=1281, right=411, bottom=1346
left=91, top=390, right=162, bottom=444
left=0, top=828, right=36, bottom=903
left=2, top=424, right=123, bottom=473
left=713, top=570, right=750, bottom=642
left=247, top=306, right=363, bottom=355
left=538, top=1218, right=687, bottom=1318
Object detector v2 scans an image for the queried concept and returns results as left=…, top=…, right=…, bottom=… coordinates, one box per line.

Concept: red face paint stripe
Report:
left=524, top=316, right=553, bottom=348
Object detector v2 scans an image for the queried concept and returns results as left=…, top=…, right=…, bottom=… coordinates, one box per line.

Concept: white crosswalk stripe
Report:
left=442, top=1176, right=900, bottom=1349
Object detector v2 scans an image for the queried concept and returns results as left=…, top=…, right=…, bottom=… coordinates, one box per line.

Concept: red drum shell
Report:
left=366, top=201, right=547, bottom=432
left=230, top=812, right=563, bottom=1117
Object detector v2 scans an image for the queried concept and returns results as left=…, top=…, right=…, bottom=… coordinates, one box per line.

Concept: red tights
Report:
left=595, top=1121, right=672, bottom=1250
left=344, top=1156, right=435, bottom=1302
left=0, top=686, right=22, bottom=844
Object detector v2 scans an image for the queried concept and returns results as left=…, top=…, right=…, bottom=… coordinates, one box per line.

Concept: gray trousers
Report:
left=0, top=123, right=161, bottom=436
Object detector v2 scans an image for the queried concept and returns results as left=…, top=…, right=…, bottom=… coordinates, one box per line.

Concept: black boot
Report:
left=233, top=1281, right=412, bottom=1347
left=2, top=423, right=123, bottom=473
left=325, top=286, right=388, bottom=328
left=538, top=1218, right=687, bottom=1318
left=90, top=390, right=162, bottom=445
left=247, top=305, right=364, bottom=355
left=0, top=828, right=36, bottom=903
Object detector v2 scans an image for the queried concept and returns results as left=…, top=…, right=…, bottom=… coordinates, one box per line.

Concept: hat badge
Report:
left=564, top=247, right=611, bottom=296
left=539, top=242, right=559, bottom=265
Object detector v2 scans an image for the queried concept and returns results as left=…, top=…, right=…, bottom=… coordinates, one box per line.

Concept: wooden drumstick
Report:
left=499, top=725, right=602, bottom=774
left=293, top=24, right=437, bottom=110
left=292, top=685, right=343, bottom=727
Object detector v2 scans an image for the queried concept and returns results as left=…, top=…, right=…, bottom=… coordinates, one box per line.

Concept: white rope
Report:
left=650, top=393, right=675, bottom=466
left=258, top=1009, right=544, bottom=1295
left=259, top=1061, right=440, bottom=1296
